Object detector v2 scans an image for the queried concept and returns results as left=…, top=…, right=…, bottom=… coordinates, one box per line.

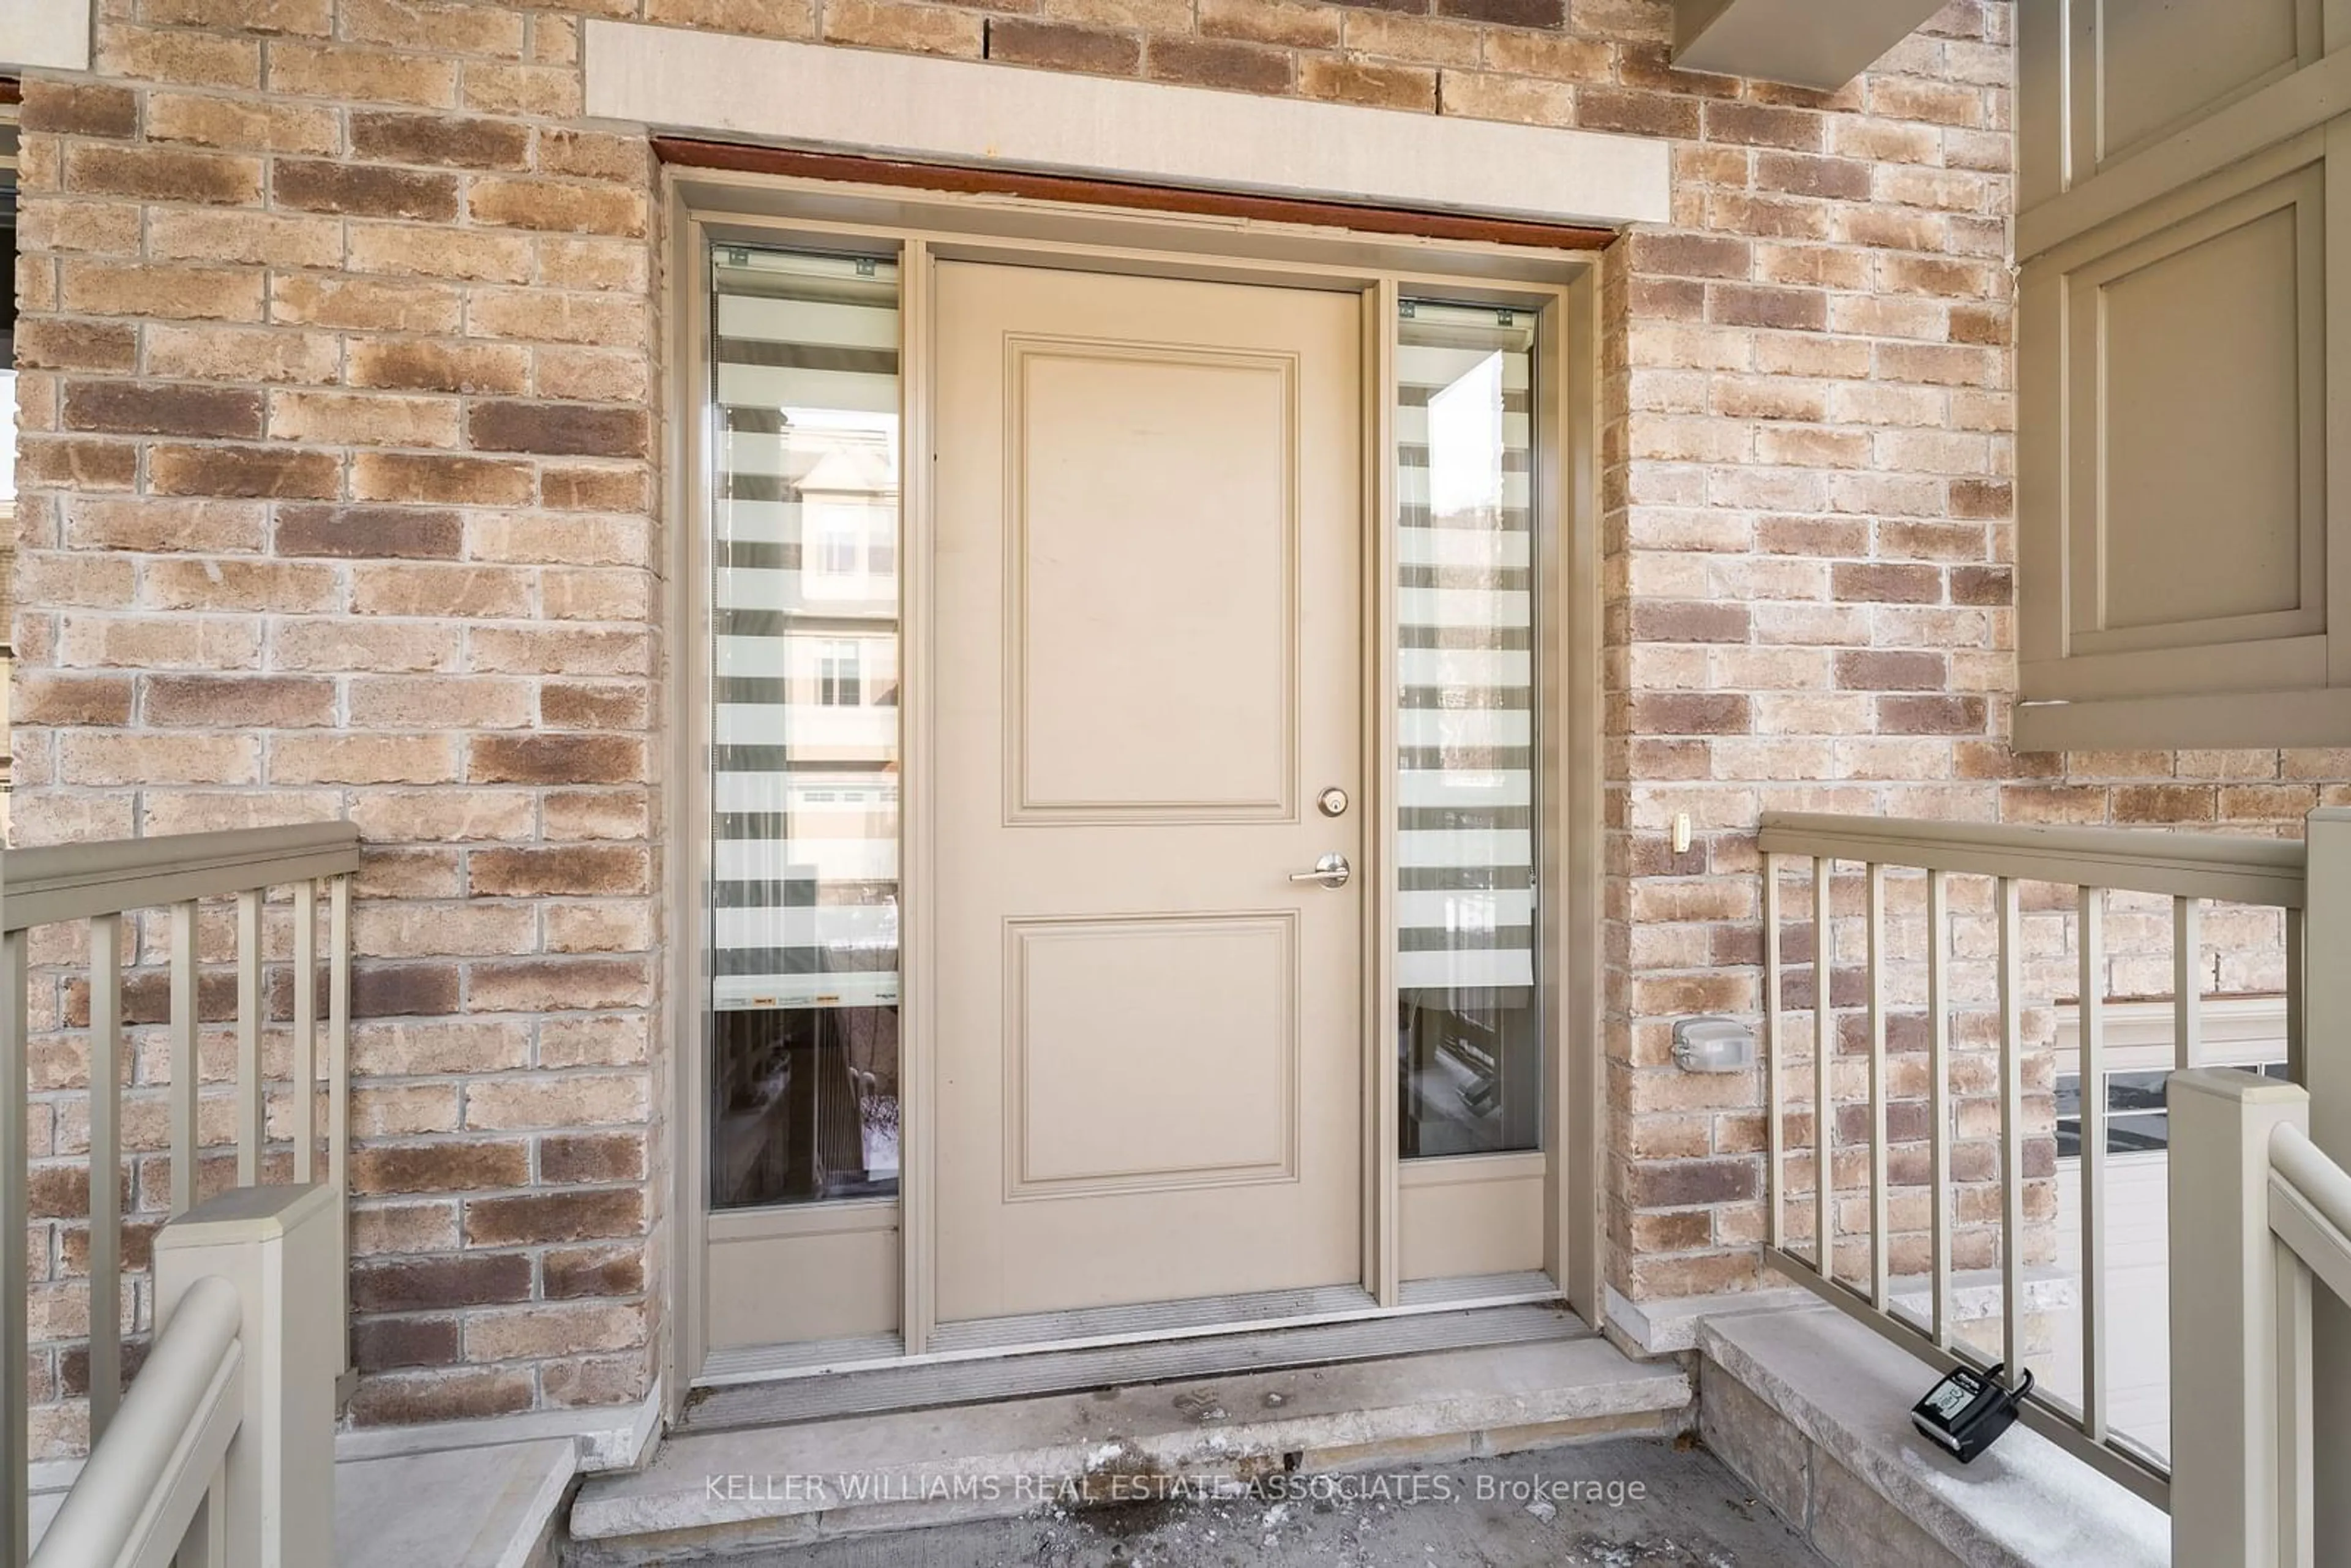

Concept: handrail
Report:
left=2270, top=1122, right=2351, bottom=1240
left=28, top=1277, right=243, bottom=1568
left=2268, top=1123, right=2351, bottom=1308
left=2, top=823, right=362, bottom=933
left=1758, top=811, right=2308, bottom=907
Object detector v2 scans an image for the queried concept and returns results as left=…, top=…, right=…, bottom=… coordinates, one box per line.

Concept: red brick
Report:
left=62, top=381, right=263, bottom=439
left=467, top=400, right=650, bottom=459
left=273, top=159, right=462, bottom=220
left=467, top=734, right=647, bottom=786
left=1833, top=650, right=1946, bottom=691
left=351, top=1253, right=533, bottom=1313
left=144, top=675, right=337, bottom=727
left=1626, top=693, right=1751, bottom=735
left=276, top=505, right=464, bottom=560
left=350, top=109, right=534, bottom=168
left=1146, top=36, right=1291, bottom=92
left=149, top=444, right=340, bottom=500
left=1831, top=563, right=1943, bottom=604
left=464, top=1189, right=644, bottom=1247
left=468, top=845, right=650, bottom=898
left=986, top=18, right=1140, bottom=74
left=20, top=83, right=140, bottom=139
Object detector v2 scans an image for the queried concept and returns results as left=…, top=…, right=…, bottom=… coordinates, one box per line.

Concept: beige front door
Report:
left=932, top=260, right=1365, bottom=1323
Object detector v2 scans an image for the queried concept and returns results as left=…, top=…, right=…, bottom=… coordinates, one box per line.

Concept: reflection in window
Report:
left=819, top=642, right=862, bottom=707
left=708, top=246, right=902, bottom=1209
left=1395, top=299, right=1541, bottom=1158
left=2054, top=1061, right=2290, bottom=1157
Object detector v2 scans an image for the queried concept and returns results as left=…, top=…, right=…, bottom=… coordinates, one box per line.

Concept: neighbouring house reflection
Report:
left=707, top=244, right=904, bottom=1210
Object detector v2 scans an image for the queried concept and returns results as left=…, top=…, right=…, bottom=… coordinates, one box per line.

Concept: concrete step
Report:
left=683, top=1302, right=1590, bottom=1432
left=1698, top=1305, right=2167, bottom=1568
left=340, top=1437, right=577, bottom=1568
left=566, top=1337, right=1692, bottom=1564
left=30, top=1435, right=576, bottom=1568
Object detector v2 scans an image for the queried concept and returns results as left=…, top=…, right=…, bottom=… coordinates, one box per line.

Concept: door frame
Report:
left=661, top=162, right=1607, bottom=1406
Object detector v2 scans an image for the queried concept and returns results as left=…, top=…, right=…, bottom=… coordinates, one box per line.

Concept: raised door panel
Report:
left=1008, top=337, right=1297, bottom=822
left=1006, top=914, right=1299, bottom=1198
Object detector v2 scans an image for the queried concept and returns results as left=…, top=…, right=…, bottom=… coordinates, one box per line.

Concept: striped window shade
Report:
left=709, top=247, right=902, bottom=1011
left=1395, top=301, right=1538, bottom=1012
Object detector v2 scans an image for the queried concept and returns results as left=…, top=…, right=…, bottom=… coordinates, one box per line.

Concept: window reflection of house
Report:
left=817, top=642, right=862, bottom=708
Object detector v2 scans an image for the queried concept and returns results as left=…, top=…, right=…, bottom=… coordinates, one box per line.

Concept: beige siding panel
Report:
left=1399, top=1157, right=1545, bottom=1281
left=707, top=1215, right=899, bottom=1349
left=2075, top=179, right=2321, bottom=643
left=2096, top=0, right=2311, bottom=165
left=2015, top=9, right=2351, bottom=740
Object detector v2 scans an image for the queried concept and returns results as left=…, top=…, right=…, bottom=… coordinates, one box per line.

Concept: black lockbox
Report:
left=1910, top=1362, right=2032, bottom=1463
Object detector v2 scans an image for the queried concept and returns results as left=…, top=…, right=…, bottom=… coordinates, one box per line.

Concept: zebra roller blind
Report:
left=709, top=247, right=902, bottom=1012
left=1395, top=301, right=1538, bottom=1010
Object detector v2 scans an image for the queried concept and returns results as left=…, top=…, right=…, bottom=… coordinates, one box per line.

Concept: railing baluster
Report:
left=2278, top=1236, right=2315, bottom=1567
left=2174, top=894, right=2202, bottom=1072
left=1814, top=856, right=1835, bottom=1282
left=170, top=901, right=200, bottom=1218
left=1865, top=861, right=1888, bottom=1311
left=2080, top=886, right=2109, bottom=1443
left=4, top=929, right=29, bottom=1568
left=86, top=915, right=124, bottom=1442
left=1998, top=874, right=2025, bottom=1379
left=2287, top=905, right=2306, bottom=1087
left=1928, top=868, right=1952, bottom=1350
left=236, top=889, right=263, bottom=1188
left=293, top=882, right=318, bottom=1183
left=329, top=872, right=352, bottom=1384
left=1764, top=853, right=1783, bottom=1252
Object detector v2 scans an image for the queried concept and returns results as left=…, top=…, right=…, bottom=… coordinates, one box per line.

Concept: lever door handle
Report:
left=1289, top=853, right=1352, bottom=889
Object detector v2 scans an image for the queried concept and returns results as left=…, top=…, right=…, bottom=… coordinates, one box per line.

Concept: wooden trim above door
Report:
left=653, top=140, right=1618, bottom=253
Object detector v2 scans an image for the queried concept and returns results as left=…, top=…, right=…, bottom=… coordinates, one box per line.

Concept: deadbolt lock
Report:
left=1317, top=787, right=1349, bottom=818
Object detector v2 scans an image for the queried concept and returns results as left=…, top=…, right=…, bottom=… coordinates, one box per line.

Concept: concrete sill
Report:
left=1697, top=1305, right=2167, bottom=1568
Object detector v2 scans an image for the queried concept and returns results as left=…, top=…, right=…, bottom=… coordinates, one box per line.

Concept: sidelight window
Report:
left=1395, top=299, right=1542, bottom=1159
left=705, top=245, right=902, bottom=1209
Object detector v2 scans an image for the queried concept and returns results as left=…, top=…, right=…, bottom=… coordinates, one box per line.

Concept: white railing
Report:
left=1755, top=809, right=2312, bottom=1508
left=1, top=824, right=361, bottom=1566
left=31, top=1186, right=341, bottom=1568
left=2169, top=1067, right=2351, bottom=1567
left=32, top=1278, right=240, bottom=1568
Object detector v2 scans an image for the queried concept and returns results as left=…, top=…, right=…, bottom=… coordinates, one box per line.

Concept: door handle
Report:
left=1289, top=853, right=1352, bottom=889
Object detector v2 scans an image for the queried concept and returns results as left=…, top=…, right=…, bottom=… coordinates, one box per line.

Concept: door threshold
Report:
left=695, top=1270, right=1564, bottom=1389
left=682, top=1295, right=1587, bottom=1432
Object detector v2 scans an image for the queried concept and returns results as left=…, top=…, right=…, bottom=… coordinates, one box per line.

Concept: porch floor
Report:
left=598, top=1441, right=1828, bottom=1566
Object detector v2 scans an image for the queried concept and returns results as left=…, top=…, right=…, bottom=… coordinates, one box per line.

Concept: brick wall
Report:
left=6, top=0, right=2323, bottom=1450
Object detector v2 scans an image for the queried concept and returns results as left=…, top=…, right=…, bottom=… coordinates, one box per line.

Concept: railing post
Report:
left=2301, top=806, right=2351, bottom=1548
left=2169, top=1067, right=2308, bottom=1567
left=152, top=1185, right=340, bottom=1568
